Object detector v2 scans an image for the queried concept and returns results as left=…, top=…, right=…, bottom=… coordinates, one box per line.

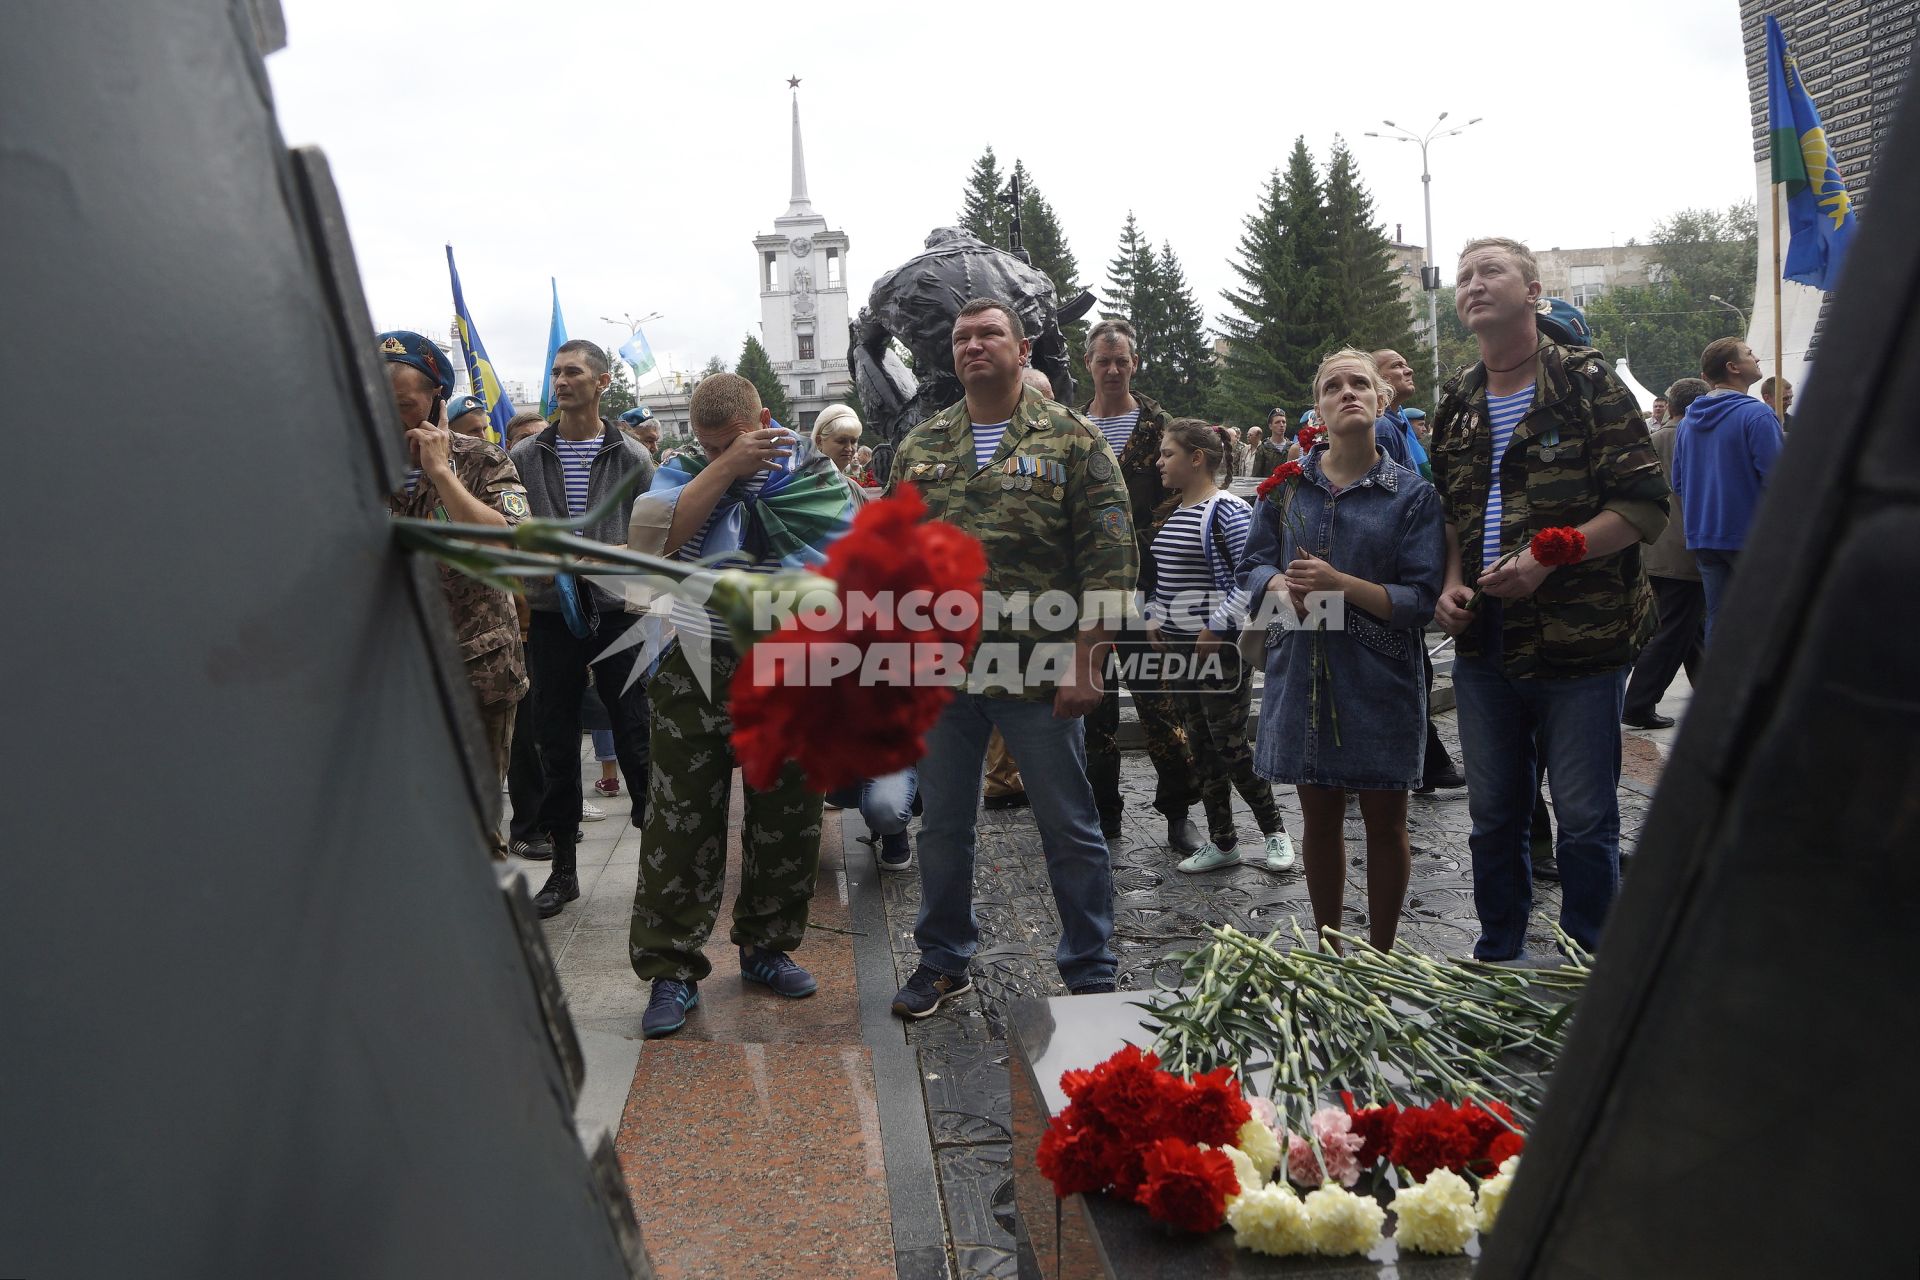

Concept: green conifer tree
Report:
left=1011, top=160, right=1088, bottom=357
left=1154, top=241, right=1217, bottom=416
left=1322, top=137, right=1423, bottom=378
left=1099, top=212, right=1172, bottom=403
left=735, top=333, right=794, bottom=426
left=1215, top=138, right=1335, bottom=424
left=959, top=146, right=1008, bottom=247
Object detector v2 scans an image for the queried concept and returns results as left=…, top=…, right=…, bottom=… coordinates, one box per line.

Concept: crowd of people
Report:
left=383, top=231, right=1785, bottom=1039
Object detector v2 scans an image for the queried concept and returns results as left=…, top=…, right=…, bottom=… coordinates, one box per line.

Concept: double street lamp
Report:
left=1364, top=113, right=1483, bottom=397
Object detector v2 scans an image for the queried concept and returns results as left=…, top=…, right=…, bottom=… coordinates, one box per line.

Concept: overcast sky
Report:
left=266, top=0, right=1759, bottom=391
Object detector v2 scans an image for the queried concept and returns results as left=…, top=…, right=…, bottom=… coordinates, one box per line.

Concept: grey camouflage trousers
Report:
left=1175, top=640, right=1284, bottom=849
left=628, top=643, right=823, bottom=983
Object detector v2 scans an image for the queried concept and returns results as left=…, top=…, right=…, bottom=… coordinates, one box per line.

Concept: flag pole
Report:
left=1771, top=181, right=1785, bottom=423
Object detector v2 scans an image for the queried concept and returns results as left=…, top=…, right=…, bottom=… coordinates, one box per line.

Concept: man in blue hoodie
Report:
left=1670, top=338, right=1785, bottom=643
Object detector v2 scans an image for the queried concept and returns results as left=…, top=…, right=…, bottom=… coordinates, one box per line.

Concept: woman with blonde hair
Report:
left=1233, top=348, right=1445, bottom=950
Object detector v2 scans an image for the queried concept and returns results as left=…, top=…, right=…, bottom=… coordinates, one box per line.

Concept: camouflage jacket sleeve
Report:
left=455, top=435, right=530, bottom=523
left=1576, top=356, right=1670, bottom=543
left=1066, top=415, right=1138, bottom=626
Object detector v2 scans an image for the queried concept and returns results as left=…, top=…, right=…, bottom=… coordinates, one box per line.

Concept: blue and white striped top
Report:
left=404, top=467, right=422, bottom=498
left=1481, top=388, right=1535, bottom=567
left=971, top=420, right=1011, bottom=471
left=1150, top=493, right=1253, bottom=636
left=554, top=438, right=600, bottom=520
left=671, top=471, right=772, bottom=637
left=1088, top=408, right=1141, bottom=457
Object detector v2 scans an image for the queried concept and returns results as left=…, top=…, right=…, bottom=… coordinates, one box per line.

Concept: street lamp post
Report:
left=1364, top=113, right=1483, bottom=398
left=1707, top=294, right=1747, bottom=331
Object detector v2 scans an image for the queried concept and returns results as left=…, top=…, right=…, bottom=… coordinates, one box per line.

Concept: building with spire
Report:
left=751, top=80, right=851, bottom=430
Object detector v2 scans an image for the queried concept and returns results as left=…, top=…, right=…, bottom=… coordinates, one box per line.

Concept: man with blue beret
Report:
left=447, top=392, right=490, bottom=438
left=379, top=331, right=532, bottom=859
left=618, top=404, right=661, bottom=457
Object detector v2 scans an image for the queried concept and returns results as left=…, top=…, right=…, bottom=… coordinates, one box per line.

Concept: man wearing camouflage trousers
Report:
left=1430, top=238, right=1670, bottom=964
left=623, top=373, right=853, bottom=1039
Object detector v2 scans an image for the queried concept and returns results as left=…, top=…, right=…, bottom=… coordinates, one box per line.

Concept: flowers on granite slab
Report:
left=1391, top=1168, right=1478, bottom=1255
left=1211, top=1142, right=1263, bottom=1194
left=1285, top=1107, right=1366, bottom=1188
left=1476, top=1154, right=1522, bottom=1234
left=1225, top=1184, right=1314, bottom=1256
left=1234, top=1115, right=1282, bottom=1183
left=1136, top=1139, right=1240, bottom=1233
left=1302, top=1184, right=1387, bottom=1256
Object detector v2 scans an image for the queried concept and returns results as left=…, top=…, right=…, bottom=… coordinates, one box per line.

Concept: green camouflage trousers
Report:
left=628, top=643, right=823, bottom=983
left=1174, top=642, right=1283, bottom=848
left=1087, top=636, right=1199, bottom=818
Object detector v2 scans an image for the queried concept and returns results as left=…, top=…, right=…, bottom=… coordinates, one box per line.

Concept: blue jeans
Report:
left=825, top=769, right=918, bottom=837
left=1453, top=607, right=1628, bottom=961
left=1695, top=548, right=1738, bottom=646
left=914, top=694, right=1115, bottom=989
left=590, top=729, right=616, bottom=763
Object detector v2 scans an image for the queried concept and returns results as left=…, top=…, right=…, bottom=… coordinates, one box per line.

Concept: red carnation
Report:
left=728, top=487, right=986, bottom=792
left=1074, top=1044, right=1168, bottom=1139
left=1134, top=1138, right=1239, bottom=1234
left=1529, top=525, right=1587, bottom=567
left=1296, top=425, right=1322, bottom=451
left=1460, top=1099, right=1524, bottom=1173
left=1484, top=1130, right=1526, bottom=1169
left=1388, top=1101, right=1475, bottom=1181
left=1256, top=460, right=1304, bottom=502
left=1159, top=1067, right=1252, bottom=1148
left=1038, top=1110, right=1115, bottom=1198
left=1341, top=1093, right=1401, bottom=1170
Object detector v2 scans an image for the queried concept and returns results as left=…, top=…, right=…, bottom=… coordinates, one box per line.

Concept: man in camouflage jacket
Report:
left=1078, top=319, right=1201, bottom=851
left=1430, top=240, right=1669, bottom=964
left=884, top=298, right=1136, bottom=1019
left=379, top=331, right=529, bottom=858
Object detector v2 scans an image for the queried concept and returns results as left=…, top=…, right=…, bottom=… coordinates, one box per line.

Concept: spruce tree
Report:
left=1322, top=137, right=1422, bottom=386
left=1155, top=241, right=1217, bottom=416
left=735, top=333, right=794, bottom=426
left=958, top=146, right=1008, bottom=247
left=1099, top=212, right=1172, bottom=403
left=1011, top=160, right=1089, bottom=358
left=1215, top=138, right=1334, bottom=424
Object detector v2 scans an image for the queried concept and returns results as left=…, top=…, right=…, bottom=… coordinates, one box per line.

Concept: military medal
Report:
left=1001, top=458, right=1015, bottom=490
left=1540, top=448, right=1557, bottom=462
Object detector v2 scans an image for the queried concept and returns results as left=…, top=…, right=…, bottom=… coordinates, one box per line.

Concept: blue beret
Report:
left=448, top=393, right=488, bottom=421
left=376, top=330, right=456, bottom=398
left=619, top=405, right=653, bottom=425
left=1535, top=297, right=1593, bottom=347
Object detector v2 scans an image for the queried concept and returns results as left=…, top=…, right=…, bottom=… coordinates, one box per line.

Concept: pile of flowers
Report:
left=1037, top=1046, right=1527, bottom=1258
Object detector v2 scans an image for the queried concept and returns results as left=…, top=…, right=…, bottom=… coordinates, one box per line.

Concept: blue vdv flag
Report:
left=445, top=246, right=517, bottom=444
left=619, top=327, right=657, bottom=381
left=540, top=278, right=568, bottom=418
left=1766, top=15, right=1857, bottom=290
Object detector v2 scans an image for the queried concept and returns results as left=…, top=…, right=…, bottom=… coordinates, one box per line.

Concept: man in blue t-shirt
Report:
left=1671, top=337, right=1785, bottom=644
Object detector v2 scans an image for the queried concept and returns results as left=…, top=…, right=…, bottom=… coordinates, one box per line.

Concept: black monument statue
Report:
left=850, top=227, right=1095, bottom=483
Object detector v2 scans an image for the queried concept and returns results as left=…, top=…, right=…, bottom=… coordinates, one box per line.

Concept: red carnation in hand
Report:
left=1159, top=1067, right=1252, bottom=1148
left=1256, top=461, right=1304, bottom=502
left=1296, top=425, right=1323, bottom=452
left=728, top=486, right=986, bottom=792
left=1529, top=525, right=1587, bottom=567
left=1037, top=1107, right=1115, bottom=1198
left=1388, top=1101, right=1475, bottom=1181
left=1341, top=1093, right=1401, bottom=1170
left=1134, top=1138, right=1239, bottom=1234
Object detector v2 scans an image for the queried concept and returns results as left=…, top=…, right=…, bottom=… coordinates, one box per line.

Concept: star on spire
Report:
left=787, top=75, right=801, bottom=89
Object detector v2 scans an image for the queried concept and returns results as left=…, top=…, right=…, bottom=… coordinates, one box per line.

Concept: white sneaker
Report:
left=1177, top=842, right=1242, bottom=874
left=1262, top=832, right=1296, bottom=871
left=581, top=802, right=608, bottom=823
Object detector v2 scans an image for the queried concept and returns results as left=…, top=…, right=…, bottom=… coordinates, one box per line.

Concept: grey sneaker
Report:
left=1177, top=841, right=1241, bottom=874
left=1261, top=832, right=1297, bottom=872
left=890, top=964, right=973, bottom=1019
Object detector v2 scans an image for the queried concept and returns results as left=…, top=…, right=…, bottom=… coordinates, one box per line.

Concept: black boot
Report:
left=1165, top=811, right=1203, bottom=854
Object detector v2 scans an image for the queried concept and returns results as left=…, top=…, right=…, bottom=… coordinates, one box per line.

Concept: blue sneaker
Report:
left=641, top=979, right=699, bottom=1038
left=877, top=831, right=913, bottom=871
left=739, top=946, right=817, bottom=998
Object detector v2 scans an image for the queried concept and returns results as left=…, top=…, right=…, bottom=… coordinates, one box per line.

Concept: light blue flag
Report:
left=1766, top=15, right=1857, bottom=291
left=619, top=327, right=657, bottom=381
left=540, top=278, right=567, bottom=418
left=445, top=246, right=517, bottom=444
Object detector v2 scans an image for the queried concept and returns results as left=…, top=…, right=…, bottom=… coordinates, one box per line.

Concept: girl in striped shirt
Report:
left=1148, top=419, right=1293, bottom=876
